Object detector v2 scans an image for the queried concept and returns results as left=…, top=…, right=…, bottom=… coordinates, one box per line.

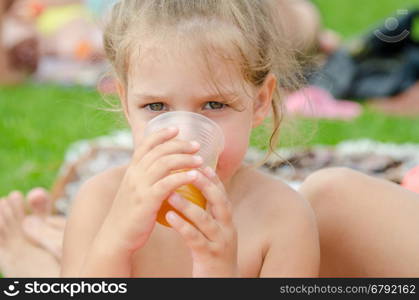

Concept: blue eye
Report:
left=203, top=101, right=227, bottom=110
left=143, top=102, right=166, bottom=112
left=142, top=101, right=228, bottom=112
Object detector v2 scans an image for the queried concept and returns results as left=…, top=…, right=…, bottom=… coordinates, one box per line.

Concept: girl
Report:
left=60, top=0, right=320, bottom=277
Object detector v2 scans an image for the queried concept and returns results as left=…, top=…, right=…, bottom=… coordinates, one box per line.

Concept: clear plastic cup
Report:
left=143, top=111, right=225, bottom=227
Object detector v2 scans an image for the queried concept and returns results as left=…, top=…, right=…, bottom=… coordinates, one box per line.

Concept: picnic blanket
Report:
left=50, top=130, right=419, bottom=215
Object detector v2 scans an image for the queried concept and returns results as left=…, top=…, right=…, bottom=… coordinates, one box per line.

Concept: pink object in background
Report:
left=285, top=85, right=362, bottom=120
left=401, top=166, right=419, bottom=194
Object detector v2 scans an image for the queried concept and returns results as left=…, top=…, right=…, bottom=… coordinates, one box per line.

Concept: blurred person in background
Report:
left=0, top=0, right=38, bottom=84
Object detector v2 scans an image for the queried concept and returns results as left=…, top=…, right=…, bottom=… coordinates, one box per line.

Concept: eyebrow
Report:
left=132, top=92, right=240, bottom=103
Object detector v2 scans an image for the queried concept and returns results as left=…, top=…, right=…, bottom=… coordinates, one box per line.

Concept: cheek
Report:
left=216, top=122, right=251, bottom=180
left=127, top=115, right=147, bottom=147
left=129, top=122, right=143, bottom=140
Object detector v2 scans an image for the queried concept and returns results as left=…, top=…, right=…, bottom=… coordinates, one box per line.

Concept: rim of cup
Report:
left=145, top=111, right=225, bottom=152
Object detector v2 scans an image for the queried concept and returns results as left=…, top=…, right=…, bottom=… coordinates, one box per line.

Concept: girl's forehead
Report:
left=125, top=22, right=249, bottom=87
left=133, top=40, right=236, bottom=71
left=128, top=43, right=247, bottom=93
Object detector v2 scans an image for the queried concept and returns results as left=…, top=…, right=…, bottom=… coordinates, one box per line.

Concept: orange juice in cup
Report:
left=143, top=111, right=224, bottom=227
left=157, top=170, right=208, bottom=227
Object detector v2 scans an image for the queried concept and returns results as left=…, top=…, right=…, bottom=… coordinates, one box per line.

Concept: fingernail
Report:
left=169, top=193, right=183, bottom=205
left=193, top=155, right=203, bottom=164
left=9, top=191, right=22, bottom=200
left=187, top=170, right=198, bottom=178
left=166, top=211, right=177, bottom=222
left=190, top=141, right=200, bottom=148
left=205, top=166, right=216, bottom=178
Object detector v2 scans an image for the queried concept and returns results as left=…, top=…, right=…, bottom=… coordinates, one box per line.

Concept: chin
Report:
left=215, top=153, right=245, bottom=183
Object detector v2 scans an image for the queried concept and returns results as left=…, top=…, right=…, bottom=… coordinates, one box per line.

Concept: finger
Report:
left=0, top=199, right=14, bottom=226
left=201, top=167, right=230, bottom=218
left=165, top=210, right=209, bottom=252
left=27, top=187, right=51, bottom=217
left=7, top=191, right=25, bottom=220
left=132, top=126, right=179, bottom=163
left=150, top=170, right=200, bottom=209
left=0, top=199, right=5, bottom=228
left=0, top=211, right=5, bottom=231
left=147, top=153, right=204, bottom=184
left=168, top=193, right=220, bottom=241
left=201, top=166, right=228, bottom=195
left=141, top=138, right=200, bottom=171
left=190, top=170, right=233, bottom=225
left=0, top=210, right=5, bottom=237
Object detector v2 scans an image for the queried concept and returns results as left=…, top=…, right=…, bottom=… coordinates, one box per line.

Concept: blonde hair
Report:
left=103, top=0, right=303, bottom=170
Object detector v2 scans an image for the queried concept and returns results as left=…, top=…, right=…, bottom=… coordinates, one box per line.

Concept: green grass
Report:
left=251, top=109, right=419, bottom=150
left=0, top=84, right=125, bottom=195
left=2, top=0, right=419, bottom=196
left=313, top=0, right=419, bottom=38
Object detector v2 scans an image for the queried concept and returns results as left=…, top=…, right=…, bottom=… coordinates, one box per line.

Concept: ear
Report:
left=252, top=73, right=276, bottom=129
left=116, top=80, right=132, bottom=125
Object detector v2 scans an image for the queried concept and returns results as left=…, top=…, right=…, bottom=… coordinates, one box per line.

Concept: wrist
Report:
left=92, top=232, right=135, bottom=260
left=193, top=262, right=240, bottom=278
left=95, top=216, right=138, bottom=258
left=79, top=228, right=134, bottom=277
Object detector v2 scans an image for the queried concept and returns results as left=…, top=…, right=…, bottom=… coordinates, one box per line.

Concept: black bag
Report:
left=310, top=8, right=419, bottom=100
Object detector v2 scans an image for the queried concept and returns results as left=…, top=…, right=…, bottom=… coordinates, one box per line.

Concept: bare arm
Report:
left=61, top=127, right=202, bottom=277
left=60, top=167, right=132, bottom=277
left=259, top=190, right=320, bottom=277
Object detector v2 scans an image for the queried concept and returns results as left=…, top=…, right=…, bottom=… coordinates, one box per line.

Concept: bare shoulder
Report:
left=237, top=167, right=313, bottom=220
left=236, top=167, right=320, bottom=276
left=75, top=165, right=127, bottom=205
left=66, top=164, right=128, bottom=225
left=61, top=165, right=128, bottom=276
